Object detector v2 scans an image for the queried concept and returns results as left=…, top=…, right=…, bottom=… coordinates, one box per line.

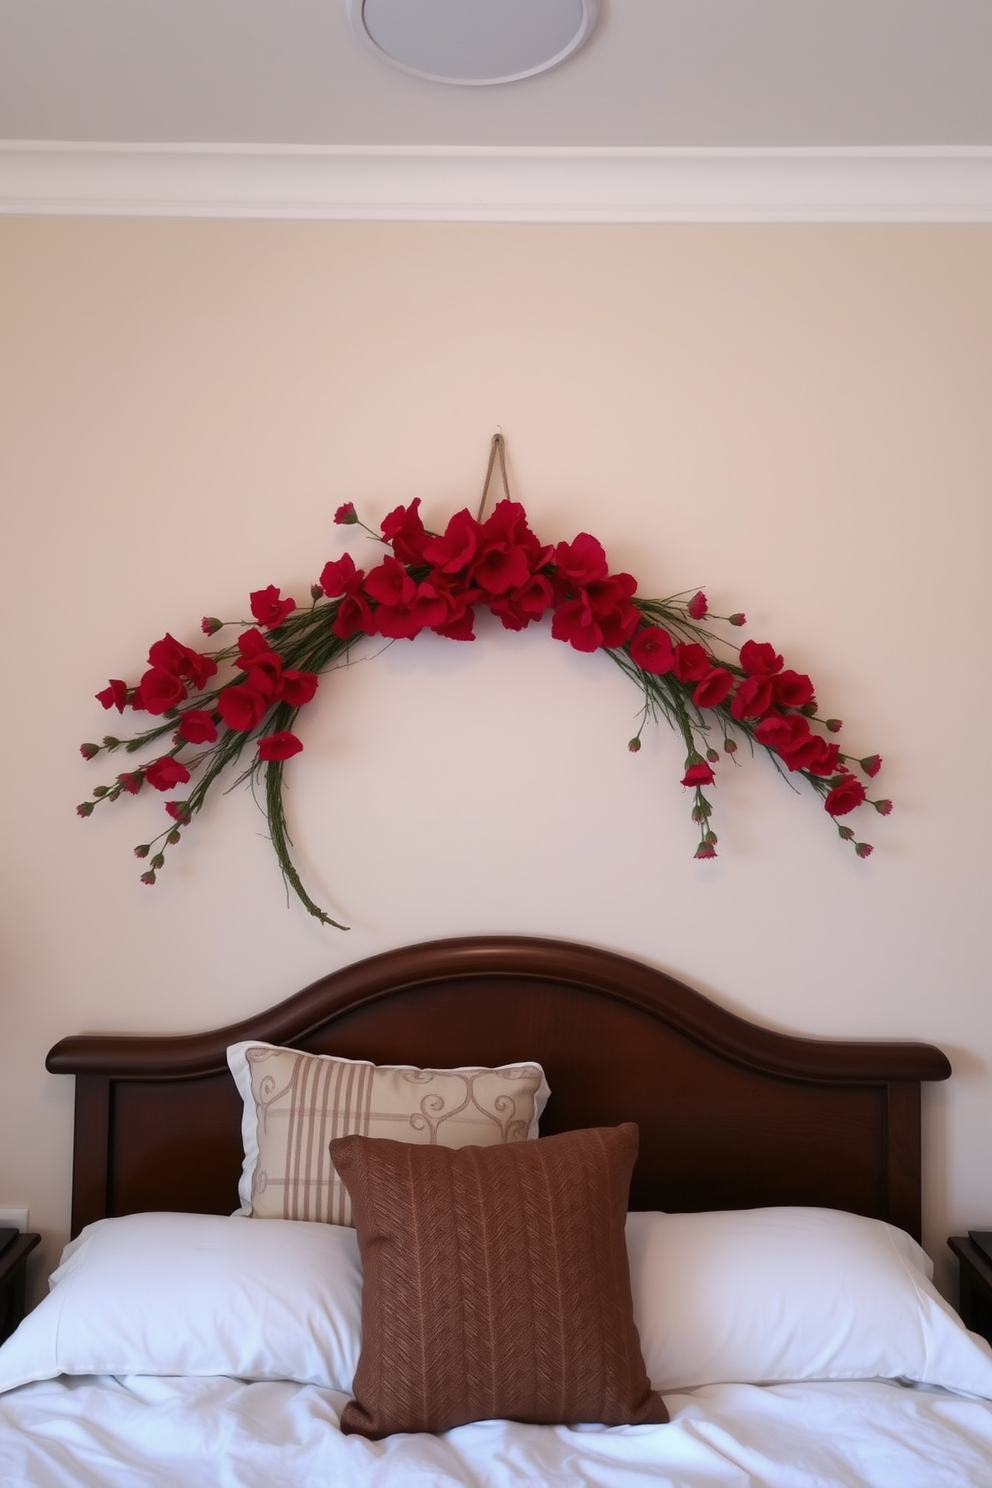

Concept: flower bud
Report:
left=133, top=844, right=151, bottom=858
left=694, top=841, right=718, bottom=860
left=167, top=829, right=181, bottom=845
left=627, top=737, right=642, bottom=753
left=201, top=616, right=223, bottom=636
left=92, top=785, right=109, bottom=798
left=728, top=613, right=746, bottom=627
left=310, top=583, right=324, bottom=601
left=873, top=798, right=893, bottom=816
left=102, top=736, right=120, bottom=748
left=76, top=801, right=95, bottom=817
left=150, top=853, right=165, bottom=870
left=79, top=742, right=100, bottom=760
left=825, top=719, right=843, bottom=733
left=860, top=754, right=882, bottom=777
left=687, top=591, right=708, bottom=620
left=706, top=747, right=720, bottom=762
left=140, top=870, right=157, bottom=886
left=723, top=738, right=738, bottom=754
left=705, top=830, right=718, bottom=844
left=837, top=824, right=854, bottom=840
left=334, top=502, right=359, bottom=525
left=855, top=841, right=874, bottom=858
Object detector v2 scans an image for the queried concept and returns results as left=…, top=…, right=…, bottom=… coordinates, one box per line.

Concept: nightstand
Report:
left=948, top=1235, right=992, bottom=1347
left=0, top=1232, right=40, bottom=1344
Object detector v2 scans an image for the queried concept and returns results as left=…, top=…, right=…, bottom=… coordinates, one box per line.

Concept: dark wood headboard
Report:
left=46, top=936, right=951, bottom=1241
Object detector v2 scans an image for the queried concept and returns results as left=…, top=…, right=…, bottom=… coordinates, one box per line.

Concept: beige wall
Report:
left=1, top=219, right=990, bottom=1298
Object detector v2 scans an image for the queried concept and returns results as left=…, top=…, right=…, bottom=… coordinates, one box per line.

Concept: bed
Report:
left=2, top=934, right=992, bottom=1488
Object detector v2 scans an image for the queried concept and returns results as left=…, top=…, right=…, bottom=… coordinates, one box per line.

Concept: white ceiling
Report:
left=1, top=0, right=991, bottom=220
left=3, top=0, right=991, bottom=148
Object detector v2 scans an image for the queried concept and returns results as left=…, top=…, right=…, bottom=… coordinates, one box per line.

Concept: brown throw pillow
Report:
left=330, top=1122, right=669, bottom=1438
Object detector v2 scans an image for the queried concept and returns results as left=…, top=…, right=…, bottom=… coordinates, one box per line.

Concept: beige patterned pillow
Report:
left=227, top=1041, right=550, bottom=1228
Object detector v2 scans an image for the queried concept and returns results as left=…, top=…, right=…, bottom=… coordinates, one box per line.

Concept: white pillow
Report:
left=626, top=1206, right=992, bottom=1398
left=227, top=1042, right=550, bottom=1227
left=0, top=1211, right=363, bottom=1395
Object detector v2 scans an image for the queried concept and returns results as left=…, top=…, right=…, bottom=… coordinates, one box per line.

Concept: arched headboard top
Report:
left=46, top=936, right=950, bottom=1241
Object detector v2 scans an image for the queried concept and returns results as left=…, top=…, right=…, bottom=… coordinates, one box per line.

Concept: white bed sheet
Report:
left=2, top=1374, right=992, bottom=1488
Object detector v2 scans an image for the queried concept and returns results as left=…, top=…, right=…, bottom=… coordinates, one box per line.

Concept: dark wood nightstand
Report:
left=0, top=1232, right=40, bottom=1344
left=948, top=1235, right=992, bottom=1347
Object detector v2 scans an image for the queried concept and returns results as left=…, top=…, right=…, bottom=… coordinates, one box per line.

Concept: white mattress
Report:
left=2, top=1373, right=992, bottom=1488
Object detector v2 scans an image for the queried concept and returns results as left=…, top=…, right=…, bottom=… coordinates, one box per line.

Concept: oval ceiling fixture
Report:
left=347, top=0, right=599, bottom=86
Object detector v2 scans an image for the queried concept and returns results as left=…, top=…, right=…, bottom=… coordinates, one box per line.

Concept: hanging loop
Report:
left=477, top=431, right=510, bottom=521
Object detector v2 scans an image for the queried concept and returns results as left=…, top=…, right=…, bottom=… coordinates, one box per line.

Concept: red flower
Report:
left=145, top=756, right=191, bottom=791
left=116, top=772, right=143, bottom=794
left=249, top=585, right=296, bottom=629
left=96, top=679, right=128, bottom=712
left=687, top=591, right=708, bottom=620
left=754, top=712, right=809, bottom=751
left=692, top=667, right=734, bottom=709
left=279, top=670, right=319, bottom=707
left=673, top=642, right=711, bottom=683
left=364, top=556, right=416, bottom=609
left=489, top=573, right=553, bottom=632
left=177, top=710, right=218, bottom=744
left=824, top=776, right=867, bottom=817
left=773, top=670, right=816, bottom=709
left=779, top=736, right=840, bottom=777
left=740, top=640, right=783, bottom=677
left=423, top=508, right=481, bottom=574
left=554, top=533, right=609, bottom=587
left=860, top=754, right=882, bottom=778
left=334, top=503, right=358, bottom=525
left=582, top=574, right=639, bottom=648
left=380, top=498, right=429, bottom=564
left=681, top=761, right=715, bottom=787
left=136, top=666, right=186, bottom=715
left=332, top=590, right=375, bottom=641
left=258, top=731, right=304, bottom=761
left=471, top=502, right=542, bottom=596
left=147, top=633, right=217, bottom=691
left=629, top=626, right=675, bottom=675
left=550, top=594, right=600, bottom=652
left=217, top=684, right=269, bottom=732
left=320, top=552, right=363, bottom=598
left=730, top=675, right=775, bottom=720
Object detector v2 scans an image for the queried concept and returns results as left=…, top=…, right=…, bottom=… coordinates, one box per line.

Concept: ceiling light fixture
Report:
left=346, top=0, right=599, bottom=87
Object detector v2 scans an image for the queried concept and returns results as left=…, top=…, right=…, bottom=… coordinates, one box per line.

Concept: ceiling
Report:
left=2, top=0, right=991, bottom=148
left=1, top=0, right=991, bottom=220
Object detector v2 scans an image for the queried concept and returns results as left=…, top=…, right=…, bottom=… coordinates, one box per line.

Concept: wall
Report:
left=1, top=218, right=989, bottom=1298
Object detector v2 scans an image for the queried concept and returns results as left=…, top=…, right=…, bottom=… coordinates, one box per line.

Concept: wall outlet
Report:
left=0, top=1208, right=28, bottom=1232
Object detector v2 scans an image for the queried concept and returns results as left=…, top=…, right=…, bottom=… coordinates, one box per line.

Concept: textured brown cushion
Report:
left=330, top=1122, right=669, bottom=1438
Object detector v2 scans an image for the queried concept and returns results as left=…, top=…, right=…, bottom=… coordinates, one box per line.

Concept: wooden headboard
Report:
left=46, top=936, right=951, bottom=1241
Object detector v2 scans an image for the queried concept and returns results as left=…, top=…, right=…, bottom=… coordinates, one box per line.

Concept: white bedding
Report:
left=2, top=1373, right=992, bottom=1488
left=4, top=1207, right=992, bottom=1487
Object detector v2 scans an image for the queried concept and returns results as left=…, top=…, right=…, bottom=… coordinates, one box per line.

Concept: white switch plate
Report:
left=0, top=1208, right=28, bottom=1231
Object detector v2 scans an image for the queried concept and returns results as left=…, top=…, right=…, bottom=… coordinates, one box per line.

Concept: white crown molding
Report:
left=2, top=143, right=991, bottom=222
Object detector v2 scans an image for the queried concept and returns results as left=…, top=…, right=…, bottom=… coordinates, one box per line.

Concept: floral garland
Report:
left=79, top=487, right=890, bottom=929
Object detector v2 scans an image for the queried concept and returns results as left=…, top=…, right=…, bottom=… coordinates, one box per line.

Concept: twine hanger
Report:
left=477, top=430, right=510, bottom=522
